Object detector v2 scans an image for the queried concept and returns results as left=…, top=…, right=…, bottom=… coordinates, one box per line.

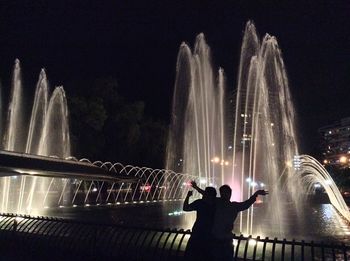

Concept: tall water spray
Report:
left=232, top=22, right=300, bottom=234
left=166, top=22, right=302, bottom=235
left=166, top=34, right=226, bottom=185
left=0, top=59, right=71, bottom=213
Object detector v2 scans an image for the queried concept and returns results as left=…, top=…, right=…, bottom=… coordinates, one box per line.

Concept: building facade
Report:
left=319, top=117, right=350, bottom=168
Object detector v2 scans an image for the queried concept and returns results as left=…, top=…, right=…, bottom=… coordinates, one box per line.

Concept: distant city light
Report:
left=211, top=157, right=220, bottom=163
left=285, top=161, right=293, bottom=167
left=340, top=156, right=347, bottom=164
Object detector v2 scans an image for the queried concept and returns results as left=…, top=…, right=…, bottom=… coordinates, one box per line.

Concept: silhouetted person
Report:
left=183, top=186, right=217, bottom=260
left=214, top=185, right=268, bottom=260
left=192, top=182, right=268, bottom=260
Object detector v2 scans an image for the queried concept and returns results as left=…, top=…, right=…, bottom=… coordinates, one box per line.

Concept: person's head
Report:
left=203, top=186, right=217, bottom=203
left=219, top=185, right=232, bottom=201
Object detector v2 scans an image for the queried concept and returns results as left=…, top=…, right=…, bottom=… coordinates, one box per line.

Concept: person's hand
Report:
left=255, top=190, right=268, bottom=196
left=191, top=180, right=197, bottom=188
left=187, top=191, right=193, bottom=197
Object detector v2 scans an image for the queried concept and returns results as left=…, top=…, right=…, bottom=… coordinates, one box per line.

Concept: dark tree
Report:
left=67, top=77, right=167, bottom=168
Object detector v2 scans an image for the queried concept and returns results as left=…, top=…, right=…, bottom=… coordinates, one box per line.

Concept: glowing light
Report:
left=340, top=156, right=347, bottom=164
left=84, top=204, right=90, bottom=207
left=59, top=205, right=64, bottom=208
left=323, top=159, right=328, bottom=164
left=250, top=182, right=258, bottom=187
left=224, top=161, right=229, bottom=166
left=314, top=183, right=321, bottom=188
left=260, top=183, right=265, bottom=187
left=116, top=202, right=121, bottom=205
left=246, top=177, right=252, bottom=183
left=73, top=205, right=77, bottom=207
left=92, top=188, right=98, bottom=192
left=285, top=161, right=293, bottom=167
left=211, top=157, right=220, bottom=163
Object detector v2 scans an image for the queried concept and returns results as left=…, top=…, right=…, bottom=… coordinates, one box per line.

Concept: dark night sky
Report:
left=0, top=0, right=349, bottom=156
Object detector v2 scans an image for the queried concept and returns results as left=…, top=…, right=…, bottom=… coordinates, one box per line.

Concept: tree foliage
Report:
left=67, top=77, right=167, bottom=168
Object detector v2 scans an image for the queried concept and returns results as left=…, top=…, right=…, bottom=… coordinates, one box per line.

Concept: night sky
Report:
left=0, top=0, right=349, bottom=156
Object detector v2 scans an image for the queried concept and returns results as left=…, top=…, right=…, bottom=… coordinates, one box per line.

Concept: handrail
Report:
left=0, top=213, right=348, bottom=260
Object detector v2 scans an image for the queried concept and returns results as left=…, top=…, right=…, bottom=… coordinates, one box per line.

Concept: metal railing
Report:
left=0, top=213, right=349, bottom=260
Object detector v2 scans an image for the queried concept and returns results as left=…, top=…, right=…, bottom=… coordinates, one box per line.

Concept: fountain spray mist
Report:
left=166, top=22, right=302, bottom=236
left=0, top=59, right=71, bottom=214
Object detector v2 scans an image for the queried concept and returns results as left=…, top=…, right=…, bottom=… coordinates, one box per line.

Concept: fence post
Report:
left=91, top=226, right=98, bottom=260
left=343, top=243, right=348, bottom=261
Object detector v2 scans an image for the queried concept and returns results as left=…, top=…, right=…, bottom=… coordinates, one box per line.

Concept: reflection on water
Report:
left=44, top=201, right=350, bottom=244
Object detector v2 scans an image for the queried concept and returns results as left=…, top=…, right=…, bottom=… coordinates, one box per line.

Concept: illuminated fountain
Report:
left=166, top=21, right=350, bottom=236
left=0, top=59, right=71, bottom=213
left=0, top=60, right=196, bottom=214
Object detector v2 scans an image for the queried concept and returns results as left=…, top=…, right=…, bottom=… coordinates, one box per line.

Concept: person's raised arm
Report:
left=191, top=181, right=205, bottom=195
left=183, top=190, right=193, bottom=211
left=236, top=190, right=268, bottom=211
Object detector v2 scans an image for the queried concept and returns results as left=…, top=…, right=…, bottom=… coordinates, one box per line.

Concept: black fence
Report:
left=0, top=213, right=349, bottom=260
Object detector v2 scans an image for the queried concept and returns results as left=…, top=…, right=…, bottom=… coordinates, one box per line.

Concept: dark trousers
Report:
left=212, top=238, right=234, bottom=261
left=185, top=234, right=213, bottom=261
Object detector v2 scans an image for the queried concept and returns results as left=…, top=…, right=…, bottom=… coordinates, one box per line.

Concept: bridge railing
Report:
left=0, top=213, right=348, bottom=260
